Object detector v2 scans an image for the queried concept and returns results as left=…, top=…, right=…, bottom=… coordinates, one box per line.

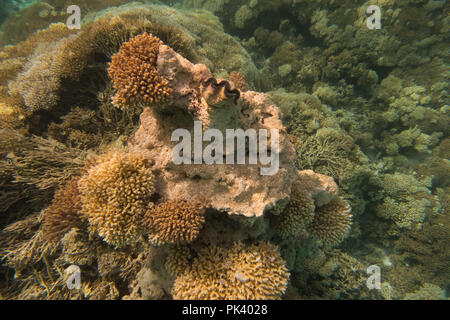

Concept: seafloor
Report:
left=0, top=0, right=448, bottom=300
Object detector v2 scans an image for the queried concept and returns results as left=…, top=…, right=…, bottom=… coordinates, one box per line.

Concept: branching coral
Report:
left=143, top=199, right=207, bottom=245
left=0, top=129, right=85, bottom=191
left=77, top=151, right=155, bottom=246
left=273, top=170, right=352, bottom=248
left=41, top=177, right=84, bottom=242
left=0, top=128, right=85, bottom=224
left=311, top=196, right=352, bottom=248
left=165, top=246, right=192, bottom=277
left=108, top=32, right=172, bottom=108
left=171, top=242, right=290, bottom=300
left=314, top=249, right=371, bottom=299
left=272, top=181, right=315, bottom=238
left=375, top=173, right=440, bottom=230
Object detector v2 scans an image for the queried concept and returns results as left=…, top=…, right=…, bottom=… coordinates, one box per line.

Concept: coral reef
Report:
left=310, top=197, right=352, bottom=248
left=404, top=283, right=447, bottom=300
left=272, top=180, right=315, bottom=238
left=0, top=0, right=448, bottom=301
left=375, top=173, right=440, bottom=230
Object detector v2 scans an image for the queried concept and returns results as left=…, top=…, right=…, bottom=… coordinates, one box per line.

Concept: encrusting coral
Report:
left=77, top=151, right=155, bottom=246
left=143, top=199, right=207, bottom=245
left=170, top=242, right=290, bottom=300
left=108, top=32, right=172, bottom=108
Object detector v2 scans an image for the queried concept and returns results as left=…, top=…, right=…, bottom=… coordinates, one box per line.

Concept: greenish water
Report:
left=0, top=0, right=448, bottom=300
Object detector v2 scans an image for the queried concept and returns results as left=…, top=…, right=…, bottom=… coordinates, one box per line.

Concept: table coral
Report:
left=171, top=242, right=290, bottom=300
left=77, top=151, right=155, bottom=246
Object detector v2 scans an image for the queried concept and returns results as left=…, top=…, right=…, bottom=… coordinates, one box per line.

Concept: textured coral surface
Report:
left=171, top=242, right=290, bottom=300
left=108, top=32, right=172, bottom=108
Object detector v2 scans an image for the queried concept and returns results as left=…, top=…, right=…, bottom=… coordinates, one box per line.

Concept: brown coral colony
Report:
left=143, top=199, right=207, bottom=245
left=107, top=32, right=172, bottom=108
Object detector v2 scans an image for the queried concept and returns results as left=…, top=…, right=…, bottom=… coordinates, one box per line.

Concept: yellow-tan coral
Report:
left=77, top=151, right=155, bottom=246
left=108, top=32, right=172, bottom=108
left=171, top=242, right=290, bottom=300
left=272, top=181, right=315, bottom=237
left=165, top=246, right=192, bottom=277
left=144, top=199, right=206, bottom=245
left=311, top=197, right=352, bottom=248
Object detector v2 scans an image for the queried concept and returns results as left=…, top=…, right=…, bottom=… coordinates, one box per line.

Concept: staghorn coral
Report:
left=171, top=242, right=290, bottom=300
left=311, top=196, right=352, bottom=248
left=0, top=128, right=86, bottom=227
left=108, top=32, right=172, bottom=108
left=0, top=129, right=85, bottom=191
left=143, top=199, right=207, bottom=245
left=41, top=177, right=84, bottom=242
left=1, top=229, right=59, bottom=272
left=77, top=151, right=155, bottom=246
